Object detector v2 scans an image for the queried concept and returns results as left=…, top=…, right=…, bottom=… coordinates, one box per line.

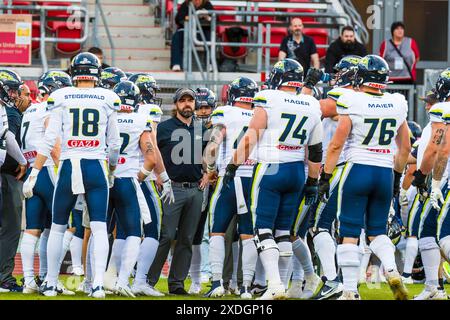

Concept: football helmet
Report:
left=113, top=80, right=141, bottom=112
left=38, top=70, right=72, bottom=96
left=100, top=67, right=127, bottom=90
left=354, top=55, right=390, bottom=89
left=70, top=52, right=102, bottom=83
left=265, top=59, right=304, bottom=90
left=333, top=55, right=361, bottom=87
left=435, top=68, right=450, bottom=102
left=0, top=69, right=23, bottom=107
left=128, top=73, right=161, bottom=106
left=195, top=88, right=216, bottom=110
left=227, top=76, right=259, bottom=105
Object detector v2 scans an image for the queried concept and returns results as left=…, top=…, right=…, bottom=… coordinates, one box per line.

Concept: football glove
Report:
left=412, top=169, right=428, bottom=201
left=318, top=171, right=332, bottom=203
left=429, top=179, right=444, bottom=210
left=23, top=168, right=39, bottom=199
left=304, top=177, right=319, bottom=205
left=159, top=171, right=175, bottom=204
left=108, top=171, right=115, bottom=188
left=393, top=170, right=402, bottom=197
left=223, top=163, right=239, bottom=188
left=399, top=187, right=409, bottom=207
left=303, top=68, right=323, bottom=89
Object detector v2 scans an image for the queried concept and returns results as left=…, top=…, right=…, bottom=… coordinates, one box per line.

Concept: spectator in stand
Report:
left=278, top=18, right=319, bottom=76
left=325, top=26, right=367, bottom=73
left=379, top=22, right=420, bottom=84
left=171, top=0, right=214, bottom=71
left=87, top=47, right=111, bottom=69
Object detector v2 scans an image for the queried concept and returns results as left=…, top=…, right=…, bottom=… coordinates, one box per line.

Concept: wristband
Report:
left=140, top=166, right=152, bottom=177
left=30, top=167, right=40, bottom=177
left=431, top=178, right=441, bottom=190
left=160, top=171, right=170, bottom=182
left=306, top=176, right=318, bottom=186
left=320, top=171, right=332, bottom=181
left=207, top=163, right=216, bottom=173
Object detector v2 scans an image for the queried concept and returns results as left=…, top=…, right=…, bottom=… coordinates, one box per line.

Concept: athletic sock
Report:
left=45, top=223, right=67, bottom=288
left=403, top=237, right=418, bottom=276
left=70, top=236, right=83, bottom=272
left=90, top=221, right=109, bottom=289
left=209, top=235, right=225, bottom=282
left=189, top=244, right=202, bottom=285
left=21, top=233, right=39, bottom=284
left=313, top=232, right=337, bottom=280
left=58, top=230, right=74, bottom=268
left=292, top=238, right=314, bottom=276
left=241, top=238, right=257, bottom=287
left=369, top=235, right=397, bottom=272
left=337, top=243, right=360, bottom=292
left=117, top=236, right=141, bottom=287
left=39, top=228, right=50, bottom=279
left=231, top=241, right=239, bottom=286
left=135, top=237, right=159, bottom=286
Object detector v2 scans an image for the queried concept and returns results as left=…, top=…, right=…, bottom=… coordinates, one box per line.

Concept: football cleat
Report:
left=90, top=286, right=106, bottom=299
left=257, top=282, right=287, bottom=300
left=22, top=279, right=39, bottom=294
left=188, top=282, right=202, bottom=295
left=386, top=270, right=409, bottom=300
left=300, top=273, right=323, bottom=299
left=39, top=281, right=57, bottom=297
left=401, top=276, right=414, bottom=285
left=286, top=280, right=303, bottom=298
left=115, top=283, right=136, bottom=298
left=337, top=290, right=361, bottom=300
left=314, top=277, right=343, bottom=300
left=57, top=280, right=75, bottom=296
left=414, top=287, right=447, bottom=300
left=131, top=283, right=165, bottom=297
left=204, top=280, right=225, bottom=298
left=240, top=285, right=253, bottom=299
left=250, top=283, right=267, bottom=296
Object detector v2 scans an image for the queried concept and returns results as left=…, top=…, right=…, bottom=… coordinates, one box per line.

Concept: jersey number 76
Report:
left=362, top=118, right=397, bottom=146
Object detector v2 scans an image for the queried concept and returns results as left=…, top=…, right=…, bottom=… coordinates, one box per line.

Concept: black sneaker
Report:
left=0, top=281, right=23, bottom=293
left=314, top=277, right=343, bottom=300
left=250, top=283, right=267, bottom=296
left=169, top=287, right=189, bottom=295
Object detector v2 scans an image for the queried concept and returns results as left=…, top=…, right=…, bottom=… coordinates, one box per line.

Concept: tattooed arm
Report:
left=203, top=124, right=226, bottom=174
left=419, top=122, right=446, bottom=175
left=138, top=131, right=156, bottom=181
left=432, top=126, right=450, bottom=180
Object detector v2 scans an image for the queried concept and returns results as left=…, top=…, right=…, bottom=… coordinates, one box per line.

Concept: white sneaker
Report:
left=204, top=280, right=225, bottom=298
left=414, top=287, right=447, bottom=300
left=286, top=279, right=303, bottom=298
left=188, top=282, right=202, bottom=294
left=72, top=266, right=84, bottom=276
left=40, top=281, right=57, bottom=297
left=115, top=283, right=136, bottom=298
left=401, top=276, right=414, bottom=284
left=257, top=282, right=286, bottom=300
left=90, top=286, right=106, bottom=299
left=386, top=270, right=409, bottom=300
left=23, top=279, right=39, bottom=294
left=131, top=282, right=165, bottom=297
left=337, top=290, right=361, bottom=300
left=172, top=64, right=181, bottom=71
left=300, top=273, right=322, bottom=299
left=57, top=280, right=75, bottom=296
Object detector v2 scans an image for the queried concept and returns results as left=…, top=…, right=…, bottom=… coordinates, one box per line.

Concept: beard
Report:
left=178, top=107, right=194, bottom=118
left=342, top=40, right=355, bottom=51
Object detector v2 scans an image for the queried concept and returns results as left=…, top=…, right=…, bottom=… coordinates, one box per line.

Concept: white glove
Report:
left=108, top=170, right=115, bottom=188
left=23, top=168, right=40, bottom=199
left=430, top=179, right=444, bottom=211
left=159, top=171, right=175, bottom=204
left=399, top=188, right=409, bottom=207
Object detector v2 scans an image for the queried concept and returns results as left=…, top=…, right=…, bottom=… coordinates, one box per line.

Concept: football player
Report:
left=202, top=77, right=259, bottom=299
left=20, top=71, right=71, bottom=294
left=412, top=69, right=450, bottom=299
left=106, top=80, right=156, bottom=297
left=319, top=55, right=411, bottom=300
left=99, top=67, right=127, bottom=90
left=22, top=52, right=122, bottom=298
left=224, top=59, right=323, bottom=300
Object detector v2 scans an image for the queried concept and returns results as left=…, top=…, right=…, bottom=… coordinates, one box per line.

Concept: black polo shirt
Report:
left=279, top=34, right=317, bottom=75
left=1, top=106, right=22, bottom=176
left=157, top=116, right=208, bottom=183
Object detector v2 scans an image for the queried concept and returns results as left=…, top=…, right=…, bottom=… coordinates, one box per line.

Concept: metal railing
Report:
left=92, top=0, right=115, bottom=66
left=0, top=2, right=89, bottom=71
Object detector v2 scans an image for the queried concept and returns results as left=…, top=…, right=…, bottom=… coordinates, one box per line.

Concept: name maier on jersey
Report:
left=250, top=90, right=322, bottom=174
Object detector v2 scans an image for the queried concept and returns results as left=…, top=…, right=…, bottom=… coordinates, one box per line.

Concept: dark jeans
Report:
left=0, top=174, right=23, bottom=285
left=170, top=28, right=211, bottom=69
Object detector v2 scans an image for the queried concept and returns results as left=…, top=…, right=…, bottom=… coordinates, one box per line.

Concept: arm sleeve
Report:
left=38, top=107, right=63, bottom=158
left=308, top=120, right=323, bottom=146
left=5, top=131, right=26, bottom=165
left=106, top=111, right=121, bottom=167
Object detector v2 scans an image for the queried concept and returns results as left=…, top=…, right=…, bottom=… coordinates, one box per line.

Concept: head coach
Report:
left=147, top=88, right=209, bottom=295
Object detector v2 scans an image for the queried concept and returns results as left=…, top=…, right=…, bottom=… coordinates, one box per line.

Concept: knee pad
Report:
left=368, top=235, right=395, bottom=254
left=274, top=230, right=292, bottom=257
left=419, top=236, right=439, bottom=252
left=254, top=229, right=278, bottom=254
left=439, top=235, right=450, bottom=260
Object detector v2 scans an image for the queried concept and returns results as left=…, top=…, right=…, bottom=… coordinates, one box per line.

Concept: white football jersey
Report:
left=416, top=122, right=431, bottom=167
left=0, top=105, right=8, bottom=138
left=210, top=105, right=255, bottom=177
left=115, top=105, right=153, bottom=178
left=40, top=86, right=121, bottom=161
left=336, top=91, right=408, bottom=168
left=429, top=102, right=450, bottom=124
left=21, top=102, right=54, bottom=167
left=252, top=89, right=323, bottom=163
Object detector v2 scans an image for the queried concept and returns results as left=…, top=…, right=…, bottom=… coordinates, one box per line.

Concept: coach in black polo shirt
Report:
left=278, top=18, right=320, bottom=75
left=148, top=88, right=209, bottom=295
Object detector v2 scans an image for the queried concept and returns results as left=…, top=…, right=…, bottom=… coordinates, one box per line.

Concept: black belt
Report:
left=171, top=181, right=199, bottom=188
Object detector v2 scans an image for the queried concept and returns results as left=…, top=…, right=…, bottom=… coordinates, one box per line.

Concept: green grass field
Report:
left=0, top=276, right=447, bottom=300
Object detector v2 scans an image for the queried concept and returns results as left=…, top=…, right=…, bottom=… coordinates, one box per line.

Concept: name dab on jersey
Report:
left=284, top=98, right=310, bottom=106
left=276, top=144, right=302, bottom=151
left=366, top=148, right=391, bottom=154
left=118, top=118, right=134, bottom=123
left=67, top=140, right=100, bottom=148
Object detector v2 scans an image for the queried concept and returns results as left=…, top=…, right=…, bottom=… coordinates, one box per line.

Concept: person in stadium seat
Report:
left=171, top=0, right=214, bottom=71
left=88, top=47, right=111, bottom=70
left=278, top=18, right=320, bottom=76
left=325, top=26, right=367, bottom=73
left=379, top=22, right=420, bottom=84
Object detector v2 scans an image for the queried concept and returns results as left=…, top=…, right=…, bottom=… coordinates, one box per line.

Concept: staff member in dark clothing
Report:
left=278, top=18, right=319, bottom=76
left=325, top=26, right=367, bottom=73
left=148, top=88, right=209, bottom=295
left=171, top=0, right=214, bottom=71
left=0, top=83, right=30, bottom=292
